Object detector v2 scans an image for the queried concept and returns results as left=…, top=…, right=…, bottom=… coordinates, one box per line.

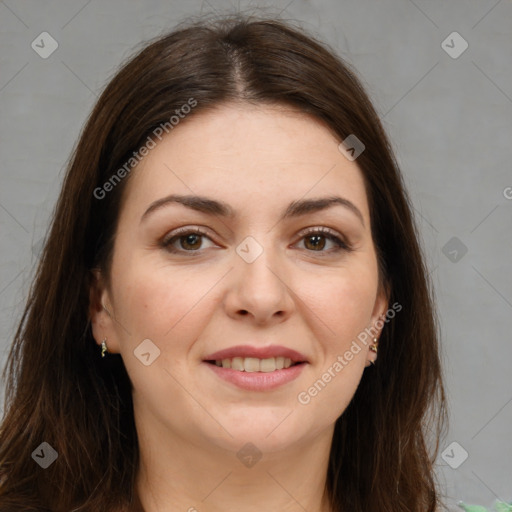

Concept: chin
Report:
left=205, top=416, right=311, bottom=454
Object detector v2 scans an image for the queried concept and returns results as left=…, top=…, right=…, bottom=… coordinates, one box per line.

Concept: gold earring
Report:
left=369, top=337, right=378, bottom=366
left=101, top=338, right=108, bottom=358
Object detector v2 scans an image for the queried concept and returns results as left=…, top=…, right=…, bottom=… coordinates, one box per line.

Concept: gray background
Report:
left=1, top=0, right=511, bottom=510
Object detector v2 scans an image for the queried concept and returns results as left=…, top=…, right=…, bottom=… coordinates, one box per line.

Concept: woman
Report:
left=0, top=14, right=447, bottom=512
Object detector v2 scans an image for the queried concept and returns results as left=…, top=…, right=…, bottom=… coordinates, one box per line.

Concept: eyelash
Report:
left=161, top=226, right=352, bottom=256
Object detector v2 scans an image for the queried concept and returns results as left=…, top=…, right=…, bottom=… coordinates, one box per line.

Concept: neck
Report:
left=130, top=415, right=335, bottom=512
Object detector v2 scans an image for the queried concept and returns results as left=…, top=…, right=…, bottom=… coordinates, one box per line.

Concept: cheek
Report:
left=299, top=263, right=379, bottom=348
left=296, top=271, right=377, bottom=425
left=111, top=257, right=217, bottom=349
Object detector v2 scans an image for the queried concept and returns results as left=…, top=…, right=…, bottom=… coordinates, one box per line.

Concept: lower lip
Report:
left=203, top=361, right=307, bottom=391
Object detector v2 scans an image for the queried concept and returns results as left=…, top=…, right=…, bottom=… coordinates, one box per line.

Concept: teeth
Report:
left=260, top=358, right=276, bottom=372
left=244, top=357, right=260, bottom=372
left=231, top=357, right=244, bottom=371
left=213, top=356, right=296, bottom=372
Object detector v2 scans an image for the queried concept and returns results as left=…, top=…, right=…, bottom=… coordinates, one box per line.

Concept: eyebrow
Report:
left=140, top=194, right=365, bottom=226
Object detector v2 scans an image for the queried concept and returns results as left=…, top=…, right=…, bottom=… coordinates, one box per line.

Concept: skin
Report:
left=90, top=102, right=388, bottom=512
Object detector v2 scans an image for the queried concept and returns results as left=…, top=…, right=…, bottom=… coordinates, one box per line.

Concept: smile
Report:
left=208, top=356, right=297, bottom=372
left=203, top=358, right=308, bottom=391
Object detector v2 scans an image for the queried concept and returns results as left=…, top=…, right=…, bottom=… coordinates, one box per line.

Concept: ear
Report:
left=365, top=282, right=390, bottom=367
left=89, top=268, right=120, bottom=353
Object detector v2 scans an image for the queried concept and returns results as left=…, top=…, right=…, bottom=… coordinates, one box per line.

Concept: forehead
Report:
left=122, top=103, right=370, bottom=223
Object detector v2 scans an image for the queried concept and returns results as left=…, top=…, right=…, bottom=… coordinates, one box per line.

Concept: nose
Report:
left=223, top=246, right=294, bottom=325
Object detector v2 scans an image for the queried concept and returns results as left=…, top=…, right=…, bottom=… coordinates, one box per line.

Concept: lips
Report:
left=202, top=345, right=309, bottom=390
left=203, top=344, right=308, bottom=364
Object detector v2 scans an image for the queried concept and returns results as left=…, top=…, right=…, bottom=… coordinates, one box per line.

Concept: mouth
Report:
left=204, top=356, right=305, bottom=373
left=202, top=345, right=309, bottom=391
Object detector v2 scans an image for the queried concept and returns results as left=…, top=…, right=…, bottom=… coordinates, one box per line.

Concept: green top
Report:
left=458, top=500, right=512, bottom=512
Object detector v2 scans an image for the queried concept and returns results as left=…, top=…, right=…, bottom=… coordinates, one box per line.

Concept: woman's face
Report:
left=91, top=102, right=387, bottom=454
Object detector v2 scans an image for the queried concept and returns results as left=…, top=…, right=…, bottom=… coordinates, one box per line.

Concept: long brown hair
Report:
left=0, top=14, right=448, bottom=512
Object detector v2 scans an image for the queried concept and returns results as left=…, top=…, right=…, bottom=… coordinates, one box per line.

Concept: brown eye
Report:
left=296, top=227, right=351, bottom=255
left=179, top=233, right=203, bottom=250
left=162, top=227, right=215, bottom=254
left=304, top=234, right=326, bottom=251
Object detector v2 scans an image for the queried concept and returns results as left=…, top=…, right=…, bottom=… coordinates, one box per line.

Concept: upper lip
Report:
left=204, top=345, right=308, bottom=363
